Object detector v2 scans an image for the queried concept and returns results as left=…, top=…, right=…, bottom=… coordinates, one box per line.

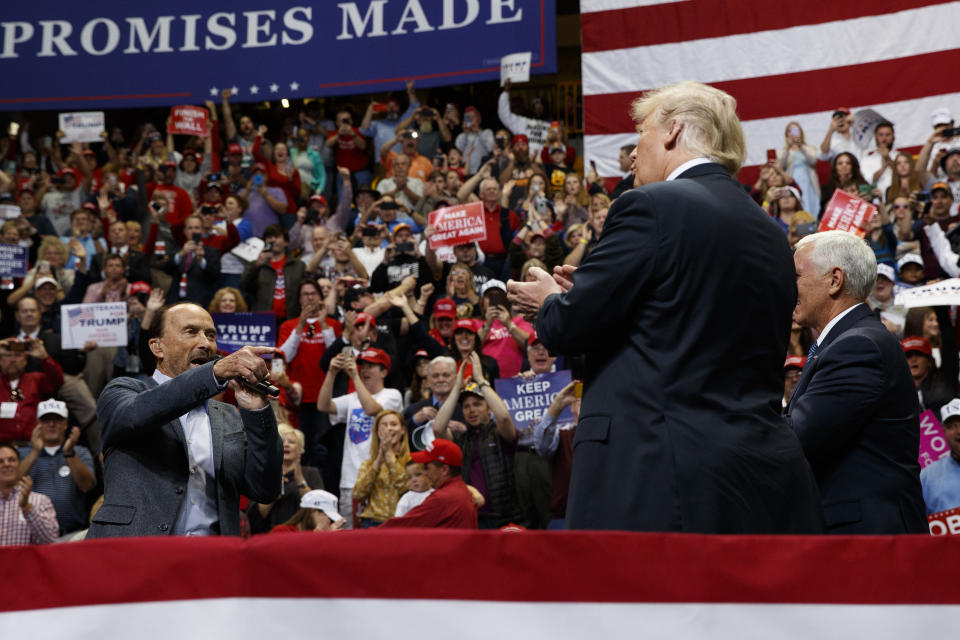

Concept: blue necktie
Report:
left=807, top=342, right=820, bottom=360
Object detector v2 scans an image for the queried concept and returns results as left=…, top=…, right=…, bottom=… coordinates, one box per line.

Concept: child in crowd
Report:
left=394, top=461, right=433, bottom=517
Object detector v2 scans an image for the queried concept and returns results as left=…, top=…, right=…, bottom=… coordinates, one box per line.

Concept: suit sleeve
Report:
left=537, top=189, right=659, bottom=356
left=239, top=404, right=283, bottom=503
left=784, top=334, right=886, bottom=464
left=96, top=362, right=222, bottom=451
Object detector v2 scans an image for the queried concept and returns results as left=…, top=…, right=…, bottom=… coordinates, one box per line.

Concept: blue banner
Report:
left=495, top=370, right=575, bottom=434
left=212, top=311, right=275, bottom=354
left=0, top=1, right=556, bottom=111
left=0, top=245, right=28, bottom=277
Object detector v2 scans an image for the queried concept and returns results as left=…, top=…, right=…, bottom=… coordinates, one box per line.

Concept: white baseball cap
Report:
left=299, top=490, right=343, bottom=523
left=37, top=398, right=68, bottom=419
left=34, top=276, right=60, bottom=290
left=480, top=279, right=506, bottom=296
left=931, top=107, right=955, bottom=128
left=897, top=253, right=923, bottom=270
left=941, top=398, right=960, bottom=423
left=877, top=264, right=896, bottom=282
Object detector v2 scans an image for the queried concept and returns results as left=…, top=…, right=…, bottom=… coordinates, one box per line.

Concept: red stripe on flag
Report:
left=581, top=0, right=949, bottom=52
left=584, top=48, right=960, bottom=135
left=2, top=531, right=959, bottom=614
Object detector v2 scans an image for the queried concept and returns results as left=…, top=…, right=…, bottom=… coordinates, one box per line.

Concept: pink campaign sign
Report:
left=918, top=410, right=951, bottom=469
left=428, top=201, right=487, bottom=250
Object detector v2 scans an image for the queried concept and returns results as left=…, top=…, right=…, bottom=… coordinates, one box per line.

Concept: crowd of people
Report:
left=1, top=78, right=959, bottom=543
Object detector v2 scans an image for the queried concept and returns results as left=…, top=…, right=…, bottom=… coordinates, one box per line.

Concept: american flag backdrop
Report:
left=580, top=0, right=960, bottom=181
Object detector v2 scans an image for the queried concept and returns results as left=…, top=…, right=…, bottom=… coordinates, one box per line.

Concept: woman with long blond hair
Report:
left=353, top=410, right=411, bottom=527
left=777, top=121, right=820, bottom=216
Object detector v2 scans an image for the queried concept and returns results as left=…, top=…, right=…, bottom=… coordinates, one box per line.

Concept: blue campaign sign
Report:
left=495, top=370, right=575, bottom=433
left=0, top=2, right=556, bottom=111
left=0, top=245, right=28, bottom=277
left=212, top=311, right=275, bottom=354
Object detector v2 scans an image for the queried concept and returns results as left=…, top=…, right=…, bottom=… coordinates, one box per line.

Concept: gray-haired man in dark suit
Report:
left=88, top=303, right=282, bottom=538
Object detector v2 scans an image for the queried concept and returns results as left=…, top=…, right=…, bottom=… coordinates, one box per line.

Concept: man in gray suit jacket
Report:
left=88, top=303, right=283, bottom=538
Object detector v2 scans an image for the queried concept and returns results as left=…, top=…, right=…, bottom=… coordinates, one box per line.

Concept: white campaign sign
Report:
left=58, top=111, right=105, bottom=143
left=501, top=52, right=532, bottom=86
left=851, top=108, right=890, bottom=150
left=894, top=278, right=960, bottom=308
left=60, top=302, right=127, bottom=349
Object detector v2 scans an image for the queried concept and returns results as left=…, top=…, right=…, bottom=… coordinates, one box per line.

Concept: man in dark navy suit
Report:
left=508, top=82, right=822, bottom=533
left=786, top=231, right=927, bottom=533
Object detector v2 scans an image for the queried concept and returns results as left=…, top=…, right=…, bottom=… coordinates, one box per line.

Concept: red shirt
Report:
left=0, top=357, right=64, bottom=442
left=253, top=137, right=301, bottom=214
left=326, top=128, right=368, bottom=172
left=153, top=184, right=195, bottom=226
left=380, top=476, right=478, bottom=529
left=270, top=256, right=287, bottom=319
left=277, top=316, right=342, bottom=403
left=477, top=204, right=521, bottom=257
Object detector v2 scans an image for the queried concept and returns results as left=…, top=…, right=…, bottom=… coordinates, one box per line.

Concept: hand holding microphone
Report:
left=212, top=347, right=281, bottom=409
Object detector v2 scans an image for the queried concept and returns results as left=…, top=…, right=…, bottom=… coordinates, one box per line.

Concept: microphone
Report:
left=209, top=355, right=281, bottom=397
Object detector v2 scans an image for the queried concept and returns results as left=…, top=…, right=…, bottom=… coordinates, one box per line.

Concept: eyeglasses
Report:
left=891, top=204, right=910, bottom=209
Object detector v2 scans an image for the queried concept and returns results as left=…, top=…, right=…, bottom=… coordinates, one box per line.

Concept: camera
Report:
left=305, top=209, right=319, bottom=225
left=192, top=233, right=202, bottom=243
left=50, top=177, right=65, bottom=185
left=201, top=205, right=218, bottom=215
left=941, top=127, right=960, bottom=138
left=379, top=201, right=399, bottom=211
left=265, top=241, right=274, bottom=252
left=150, top=201, right=164, bottom=213
left=253, top=174, right=263, bottom=187
left=916, top=192, right=931, bottom=203
left=396, top=241, right=415, bottom=253
left=361, top=226, right=380, bottom=237
left=496, top=136, right=507, bottom=150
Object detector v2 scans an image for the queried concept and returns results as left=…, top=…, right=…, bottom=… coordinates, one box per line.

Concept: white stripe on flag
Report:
left=584, top=90, right=960, bottom=176
left=1, top=598, right=958, bottom=639
left=581, top=3, right=960, bottom=95
left=581, top=0, right=689, bottom=12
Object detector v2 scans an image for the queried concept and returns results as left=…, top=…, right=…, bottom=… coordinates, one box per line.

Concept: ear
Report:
left=148, top=336, right=163, bottom=360
left=827, top=267, right=846, bottom=297
left=663, top=120, right=683, bottom=150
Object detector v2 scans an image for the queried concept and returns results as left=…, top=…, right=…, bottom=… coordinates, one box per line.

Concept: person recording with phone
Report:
left=161, top=215, right=221, bottom=308
left=238, top=163, right=287, bottom=237
left=88, top=303, right=283, bottom=538
left=239, top=224, right=306, bottom=321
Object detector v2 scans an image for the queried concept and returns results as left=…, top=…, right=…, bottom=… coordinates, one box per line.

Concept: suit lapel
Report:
left=209, top=402, right=225, bottom=474
left=145, top=377, right=188, bottom=448
left=786, top=304, right=872, bottom=411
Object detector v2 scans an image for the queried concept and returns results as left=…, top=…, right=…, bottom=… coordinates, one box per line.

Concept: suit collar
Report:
left=817, top=303, right=872, bottom=351
left=674, top=161, right=731, bottom=180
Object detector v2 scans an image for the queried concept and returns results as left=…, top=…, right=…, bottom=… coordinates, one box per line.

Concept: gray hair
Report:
left=428, top=355, right=456, bottom=375
left=630, top=81, right=746, bottom=175
left=796, top=230, right=877, bottom=300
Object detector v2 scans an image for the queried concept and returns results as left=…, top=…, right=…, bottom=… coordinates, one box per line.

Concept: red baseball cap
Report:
left=309, top=194, right=327, bottom=205
left=433, top=298, right=456, bottom=320
left=357, top=347, right=390, bottom=369
left=227, top=143, right=243, bottom=155
left=784, top=355, right=806, bottom=370
left=252, top=162, right=267, bottom=173
left=411, top=438, right=462, bottom=466
left=355, top=312, right=377, bottom=328
left=414, top=349, right=429, bottom=359
left=162, top=160, right=177, bottom=169
left=528, top=330, right=541, bottom=347
left=128, top=281, right=151, bottom=296
left=82, top=149, right=96, bottom=157
left=833, top=107, right=851, bottom=115
left=512, top=134, right=529, bottom=146
left=454, top=318, right=478, bottom=334
left=902, top=336, right=933, bottom=356
left=57, top=168, right=79, bottom=180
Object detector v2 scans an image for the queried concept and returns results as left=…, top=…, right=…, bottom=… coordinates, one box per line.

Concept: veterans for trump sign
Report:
left=428, top=201, right=487, bottom=250
left=60, top=302, right=127, bottom=349
left=918, top=410, right=951, bottom=469
left=167, top=105, right=210, bottom=136
left=894, top=278, right=960, bottom=308
left=58, top=111, right=105, bottom=143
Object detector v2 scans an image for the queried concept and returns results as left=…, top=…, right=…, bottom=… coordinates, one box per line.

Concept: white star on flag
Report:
left=230, top=86, right=239, bottom=96
left=269, top=84, right=279, bottom=93
left=209, top=87, right=219, bottom=97
left=290, top=82, right=300, bottom=91
left=250, top=85, right=259, bottom=95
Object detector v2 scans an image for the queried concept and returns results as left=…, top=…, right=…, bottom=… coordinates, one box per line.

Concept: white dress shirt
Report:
left=815, top=303, right=864, bottom=348
left=666, top=157, right=713, bottom=181
left=152, top=368, right=219, bottom=536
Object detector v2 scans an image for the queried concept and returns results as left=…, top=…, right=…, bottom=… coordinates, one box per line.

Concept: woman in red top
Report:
left=253, top=127, right=301, bottom=215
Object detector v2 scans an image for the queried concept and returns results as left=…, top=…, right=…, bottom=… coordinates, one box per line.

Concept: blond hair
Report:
left=630, top=81, right=746, bottom=175
left=278, top=424, right=304, bottom=453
